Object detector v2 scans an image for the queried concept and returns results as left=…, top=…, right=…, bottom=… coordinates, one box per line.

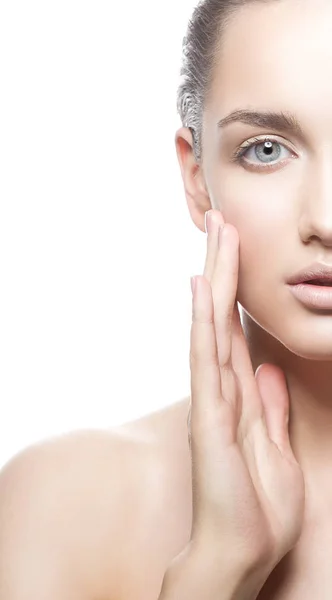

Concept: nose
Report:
left=299, top=156, right=332, bottom=247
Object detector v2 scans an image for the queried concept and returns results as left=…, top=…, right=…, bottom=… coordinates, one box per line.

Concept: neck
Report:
left=241, top=307, right=332, bottom=517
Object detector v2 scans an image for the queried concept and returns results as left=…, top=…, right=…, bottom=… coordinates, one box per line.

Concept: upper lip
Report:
left=287, top=262, right=332, bottom=285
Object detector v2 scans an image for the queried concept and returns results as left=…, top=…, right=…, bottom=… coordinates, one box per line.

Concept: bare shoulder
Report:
left=0, top=397, right=192, bottom=600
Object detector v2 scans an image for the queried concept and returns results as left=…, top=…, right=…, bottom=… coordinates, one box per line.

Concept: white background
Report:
left=0, top=1, right=207, bottom=468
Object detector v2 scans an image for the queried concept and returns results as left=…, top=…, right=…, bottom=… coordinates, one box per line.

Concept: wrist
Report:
left=159, top=543, right=272, bottom=600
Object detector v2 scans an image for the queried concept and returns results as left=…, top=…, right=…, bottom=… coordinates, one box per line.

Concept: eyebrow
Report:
left=217, top=109, right=306, bottom=141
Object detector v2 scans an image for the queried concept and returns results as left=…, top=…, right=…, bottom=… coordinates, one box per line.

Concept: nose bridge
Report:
left=300, top=149, right=332, bottom=244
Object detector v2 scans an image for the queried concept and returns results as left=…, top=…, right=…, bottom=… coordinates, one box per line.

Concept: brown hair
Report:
left=176, top=0, right=273, bottom=164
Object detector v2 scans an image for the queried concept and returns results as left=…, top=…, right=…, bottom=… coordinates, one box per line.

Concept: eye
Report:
left=231, top=136, right=297, bottom=171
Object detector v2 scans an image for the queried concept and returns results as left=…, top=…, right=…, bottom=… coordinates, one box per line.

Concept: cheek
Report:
left=236, top=226, right=270, bottom=300
left=221, top=186, right=289, bottom=263
left=219, top=171, right=293, bottom=228
left=224, top=205, right=282, bottom=304
left=216, top=179, right=295, bottom=291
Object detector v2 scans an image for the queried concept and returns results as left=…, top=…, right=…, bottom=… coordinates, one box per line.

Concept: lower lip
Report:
left=288, top=283, right=332, bottom=309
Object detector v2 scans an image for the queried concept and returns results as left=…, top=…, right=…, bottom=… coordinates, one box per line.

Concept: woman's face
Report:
left=201, top=0, right=332, bottom=360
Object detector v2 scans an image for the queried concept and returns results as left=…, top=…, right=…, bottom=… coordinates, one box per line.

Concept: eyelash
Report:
left=230, top=135, right=296, bottom=170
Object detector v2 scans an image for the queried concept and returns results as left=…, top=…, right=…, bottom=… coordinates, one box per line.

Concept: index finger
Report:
left=204, top=212, right=256, bottom=386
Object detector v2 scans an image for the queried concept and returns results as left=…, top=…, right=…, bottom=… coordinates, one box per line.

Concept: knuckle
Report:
left=220, top=360, right=234, bottom=378
left=189, top=349, right=220, bottom=369
left=224, top=306, right=234, bottom=329
left=192, top=311, right=214, bottom=324
left=215, top=341, right=231, bottom=367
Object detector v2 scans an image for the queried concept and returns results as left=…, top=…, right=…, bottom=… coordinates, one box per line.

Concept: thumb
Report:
left=255, top=364, right=295, bottom=461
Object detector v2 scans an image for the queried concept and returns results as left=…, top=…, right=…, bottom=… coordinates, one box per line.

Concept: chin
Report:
left=275, top=300, right=332, bottom=361
left=279, top=326, right=332, bottom=362
left=239, top=298, right=332, bottom=363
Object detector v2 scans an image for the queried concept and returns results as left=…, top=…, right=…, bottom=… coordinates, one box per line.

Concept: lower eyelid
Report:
left=240, top=157, right=294, bottom=173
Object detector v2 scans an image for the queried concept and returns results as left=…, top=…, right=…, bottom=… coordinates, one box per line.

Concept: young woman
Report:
left=0, top=0, right=331, bottom=598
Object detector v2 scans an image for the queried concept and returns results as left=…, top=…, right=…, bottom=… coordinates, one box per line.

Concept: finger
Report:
left=231, top=302, right=254, bottom=379
left=210, top=223, right=239, bottom=370
left=205, top=213, right=254, bottom=384
left=231, top=302, right=264, bottom=426
left=205, top=213, right=252, bottom=384
left=222, top=232, right=266, bottom=438
left=255, top=364, right=295, bottom=460
left=204, top=223, right=242, bottom=419
left=203, top=209, right=224, bottom=282
left=190, top=275, right=232, bottom=441
left=188, top=208, right=224, bottom=450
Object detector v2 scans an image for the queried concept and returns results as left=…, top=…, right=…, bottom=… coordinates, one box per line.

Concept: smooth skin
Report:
left=188, top=215, right=304, bottom=571
left=0, top=214, right=308, bottom=600
left=2, top=0, right=332, bottom=599
left=158, top=213, right=305, bottom=600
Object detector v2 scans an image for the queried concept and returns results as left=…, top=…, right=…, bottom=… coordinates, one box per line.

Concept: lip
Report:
left=287, top=261, right=332, bottom=285
left=288, top=282, right=332, bottom=310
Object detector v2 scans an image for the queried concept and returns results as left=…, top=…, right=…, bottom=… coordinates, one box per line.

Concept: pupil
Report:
left=264, top=141, right=273, bottom=155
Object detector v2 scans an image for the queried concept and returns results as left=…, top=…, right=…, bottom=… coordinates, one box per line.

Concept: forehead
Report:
left=207, top=0, right=332, bottom=125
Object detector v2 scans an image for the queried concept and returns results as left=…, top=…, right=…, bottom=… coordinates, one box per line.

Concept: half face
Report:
left=201, top=0, right=332, bottom=359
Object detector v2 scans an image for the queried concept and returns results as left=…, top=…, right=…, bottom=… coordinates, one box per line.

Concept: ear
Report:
left=174, top=127, right=211, bottom=233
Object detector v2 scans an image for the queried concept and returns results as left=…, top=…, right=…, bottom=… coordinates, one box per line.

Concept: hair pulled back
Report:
left=176, top=0, right=272, bottom=163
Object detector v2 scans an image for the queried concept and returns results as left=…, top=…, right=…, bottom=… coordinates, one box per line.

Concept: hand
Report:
left=187, top=209, right=305, bottom=575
